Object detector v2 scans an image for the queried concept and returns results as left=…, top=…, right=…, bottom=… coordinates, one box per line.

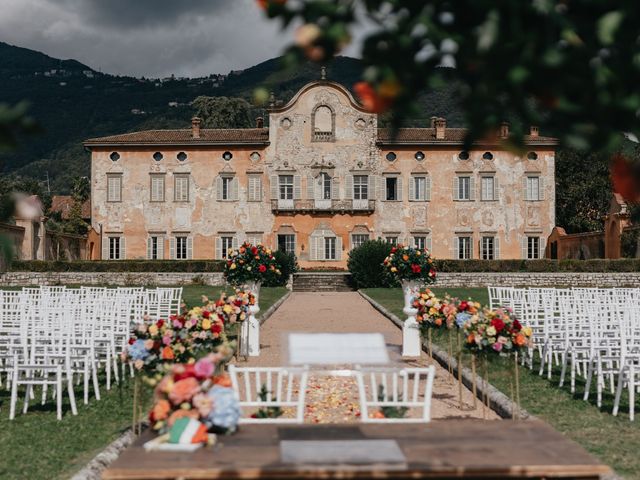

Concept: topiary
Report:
left=347, top=239, right=397, bottom=289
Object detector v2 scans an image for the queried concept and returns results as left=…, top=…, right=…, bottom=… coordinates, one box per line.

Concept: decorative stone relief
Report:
left=481, top=210, right=494, bottom=228
left=175, top=208, right=190, bottom=229
left=527, top=206, right=541, bottom=227
left=457, top=209, right=471, bottom=227
left=410, top=206, right=428, bottom=228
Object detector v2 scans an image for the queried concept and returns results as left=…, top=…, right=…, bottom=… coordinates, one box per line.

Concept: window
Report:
left=351, top=234, right=369, bottom=249
left=527, top=151, right=538, bottom=160
left=320, top=173, right=332, bottom=200
left=222, top=151, right=233, bottom=161
left=246, top=233, right=263, bottom=247
left=414, top=236, right=427, bottom=250
left=150, top=175, right=165, bottom=202
left=353, top=175, right=368, bottom=200
left=220, top=236, right=234, bottom=259
left=525, top=176, right=542, bottom=201
left=175, top=236, right=188, bottom=260
left=222, top=177, right=232, bottom=200
left=410, top=176, right=430, bottom=201
left=385, top=177, right=399, bottom=201
left=482, top=151, right=494, bottom=160
left=147, top=236, right=164, bottom=260
left=455, top=176, right=472, bottom=201
left=458, top=151, right=470, bottom=160
left=527, top=236, right=540, bottom=259
left=153, top=152, right=163, bottom=162
left=174, top=175, right=189, bottom=202
left=456, top=236, right=472, bottom=260
left=481, top=176, right=496, bottom=201
left=248, top=175, right=262, bottom=202
left=177, top=151, right=187, bottom=162
left=107, top=175, right=122, bottom=202
left=279, top=175, right=294, bottom=200
left=386, top=152, right=397, bottom=162
left=386, top=236, right=398, bottom=245
left=414, top=151, right=425, bottom=161
left=312, top=105, right=334, bottom=141
left=481, top=236, right=498, bottom=260
left=277, top=234, right=295, bottom=254
left=324, top=237, right=336, bottom=260
left=108, top=236, right=122, bottom=260
left=109, top=152, right=120, bottom=162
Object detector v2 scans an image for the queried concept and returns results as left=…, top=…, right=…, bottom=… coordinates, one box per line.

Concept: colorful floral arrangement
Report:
left=413, top=291, right=483, bottom=332
left=382, top=244, right=437, bottom=282
left=224, top=242, right=281, bottom=285
left=148, top=353, right=241, bottom=435
left=123, top=291, right=254, bottom=377
left=462, top=307, right=533, bottom=356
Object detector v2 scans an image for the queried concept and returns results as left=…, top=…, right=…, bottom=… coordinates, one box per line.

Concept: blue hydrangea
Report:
left=128, top=339, right=149, bottom=361
left=455, top=312, right=471, bottom=329
left=206, top=385, right=240, bottom=431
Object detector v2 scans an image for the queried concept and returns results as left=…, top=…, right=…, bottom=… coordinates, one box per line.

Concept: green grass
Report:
left=0, top=285, right=288, bottom=479
left=363, top=287, right=640, bottom=479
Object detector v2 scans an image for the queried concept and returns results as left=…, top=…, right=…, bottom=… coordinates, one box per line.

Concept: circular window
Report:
left=222, top=151, right=233, bottom=161
left=415, top=151, right=425, bottom=161
left=109, top=152, right=120, bottom=162
left=482, top=151, right=494, bottom=160
left=527, top=151, right=538, bottom=160
left=177, top=151, right=187, bottom=162
left=458, top=151, right=470, bottom=160
left=250, top=151, right=261, bottom=162
left=386, top=152, right=397, bottom=162
left=280, top=117, right=292, bottom=129
left=153, top=152, right=163, bottom=162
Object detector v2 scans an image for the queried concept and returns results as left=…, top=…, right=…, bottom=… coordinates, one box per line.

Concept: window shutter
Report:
left=539, top=177, right=545, bottom=200
left=186, top=237, right=193, bottom=259
left=409, top=236, right=416, bottom=247
left=469, top=176, right=475, bottom=201
left=214, top=237, right=221, bottom=260
left=270, top=175, right=278, bottom=200
left=396, top=177, right=403, bottom=201
left=170, top=237, right=176, bottom=260
left=216, top=177, right=223, bottom=200
left=147, top=237, right=152, bottom=259
left=336, top=236, right=342, bottom=260
left=331, top=177, right=340, bottom=200
left=523, top=177, right=529, bottom=201
left=494, top=236, right=500, bottom=260
left=521, top=236, right=528, bottom=259
left=293, top=175, right=301, bottom=200
left=426, top=236, right=432, bottom=253
left=231, top=177, right=239, bottom=200
left=232, top=236, right=239, bottom=250
left=408, top=177, right=415, bottom=201
left=158, top=236, right=165, bottom=260
left=120, top=237, right=126, bottom=260
left=540, top=236, right=546, bottom=258
left=248, top=177, right=256, bottom=201
left=493, top=177, right=499, bottom=201
left=256, top=177, right=263, bottom=201
left=306, top=174, right=315, bottom=200
left=426, top=176, right=432, bottom=201
left=452, top=237, right=459, bottom=259
left=376, top=176, right=385, bottom=200
left=313, top=176, right=321, bottom=201
left=102, top=237, right=109, bottom=260
left=453, top=177, right=459, bottom=200
left=345, top=175, right=353, bottom=199
left=367, top=175, right=375, bottom=200
left=309, top=237, right=317, bottom=261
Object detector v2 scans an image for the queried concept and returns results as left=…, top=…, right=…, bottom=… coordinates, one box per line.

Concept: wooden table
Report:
left=103, top=420, right=610, bottom=479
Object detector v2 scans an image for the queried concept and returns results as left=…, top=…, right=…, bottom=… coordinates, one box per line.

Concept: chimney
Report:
left=191, top=116, right=201, bottom=139
left=435, top=117, right=446, bottom=140
left=500, top=121, right=509, bottom=139
left=529, top=125, right=539, bottom=137
left=256, top=117, right=264, bottom=128
left=430, top=116, right=438, bottom=128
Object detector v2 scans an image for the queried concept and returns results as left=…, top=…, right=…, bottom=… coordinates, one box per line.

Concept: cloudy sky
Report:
left=0, top=0, right=369, bottom=78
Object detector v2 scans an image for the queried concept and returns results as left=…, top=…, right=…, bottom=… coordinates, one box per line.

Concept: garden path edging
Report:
left=358, top=290, right=534, bottom=421
left=259, top=290, right=291, bottom=326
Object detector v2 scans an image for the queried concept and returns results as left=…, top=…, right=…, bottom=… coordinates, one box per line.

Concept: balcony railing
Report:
left=271, top=199, right=375, bottom=213
left=312, top=131, right=334, bottom=142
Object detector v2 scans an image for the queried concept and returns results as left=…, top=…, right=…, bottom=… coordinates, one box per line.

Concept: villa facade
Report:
left=84, top=80, right=557, bottom=268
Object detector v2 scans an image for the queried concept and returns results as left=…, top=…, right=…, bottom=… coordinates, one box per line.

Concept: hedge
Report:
left=7, top=260, right=225, bottom=273
left=433, top=259, right=640, bottom=273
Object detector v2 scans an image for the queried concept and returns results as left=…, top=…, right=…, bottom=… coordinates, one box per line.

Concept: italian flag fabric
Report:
left=168, top=418, right=208, bottom=444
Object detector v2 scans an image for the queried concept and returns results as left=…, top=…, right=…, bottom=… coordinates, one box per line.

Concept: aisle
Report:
left=239, top=292, right=500, bottom=422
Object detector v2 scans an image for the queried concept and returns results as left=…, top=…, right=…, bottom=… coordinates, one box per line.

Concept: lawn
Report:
left=0, top=285, right=288, bottom=479
left=363, top=287, right=640, bottom=479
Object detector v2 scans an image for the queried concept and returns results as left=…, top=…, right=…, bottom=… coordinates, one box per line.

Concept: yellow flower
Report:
left=522, top=326, right=532, bottom=337
left=390, top=267, right=398, bottom=273
left=230, top=263, right=237, bottom=270
left=223, top=304, right=233, bottom=314
left=486, top=326, right=497, bottom=336
left=202, top=319, right=211, bottom=330
left=148, top=324, right=158, bottom=335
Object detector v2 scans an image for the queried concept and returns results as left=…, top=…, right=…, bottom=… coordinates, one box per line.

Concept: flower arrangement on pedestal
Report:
left=148, top=353, right=241, bottom=442
left=382, top=244, right=437, bottom=358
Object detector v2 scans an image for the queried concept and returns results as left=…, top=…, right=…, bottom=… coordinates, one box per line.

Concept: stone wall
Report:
left=0, top=271, right=225, bottom=287
left=2, top=270, right=640, bottom=288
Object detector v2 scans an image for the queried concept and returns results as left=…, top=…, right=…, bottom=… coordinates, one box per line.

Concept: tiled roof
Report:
left=50, top=196, right=91, bottom=220
left=377, top=128, right=558, bottom=145
left=84, top=128, right=270, bottom=146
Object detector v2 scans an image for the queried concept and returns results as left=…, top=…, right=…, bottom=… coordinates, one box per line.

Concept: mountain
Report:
left=0, top=42, right=466, bottom=195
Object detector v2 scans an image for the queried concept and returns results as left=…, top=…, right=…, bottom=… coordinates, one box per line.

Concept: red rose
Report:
left=251, top=247, right=258, bottom=255
left=410, top=264, right=421, bottom=273
left=512, top=319, right=522, bottom=331
left=212, top=323, right=222, bottom=334
left=391, top=247, right=397, bottom=253
left=128, top=338, right=136, bottom=345
left=202, top=311, right=210, bottom=319
left=429, top=268, right=437, bottom=278
left=173, top=364, right=197, bottom=381
left=156, top=319, right=165, bottom=328
left=259, top=264, right=267, bottom=273
left=459, top=301, right=469, bottom=311
left=491, top=318, right=505, bottom=333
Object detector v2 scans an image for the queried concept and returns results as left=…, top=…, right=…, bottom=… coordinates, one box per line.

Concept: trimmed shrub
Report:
left=8, top=260, right=225, bottom=273
left=347, top=239, right=398, bottom=288
left=264, top=250, right=299, bottom=287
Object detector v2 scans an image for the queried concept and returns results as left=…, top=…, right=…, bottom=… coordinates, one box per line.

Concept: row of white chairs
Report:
left=228, top=365, right=436, bottom=424
left=489, top=286, right=640, bottom=421
left=0, top=286, right=182, bottom=420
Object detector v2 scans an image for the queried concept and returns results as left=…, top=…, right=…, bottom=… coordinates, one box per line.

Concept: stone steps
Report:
left=292, top=272, right=354, bottom=292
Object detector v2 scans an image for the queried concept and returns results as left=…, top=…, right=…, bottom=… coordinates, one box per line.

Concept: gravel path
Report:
left=238, top=292, right=500, bottom=422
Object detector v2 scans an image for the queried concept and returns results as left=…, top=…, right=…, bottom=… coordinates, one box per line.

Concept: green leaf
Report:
left=597, top=11, right=623, bottom=45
